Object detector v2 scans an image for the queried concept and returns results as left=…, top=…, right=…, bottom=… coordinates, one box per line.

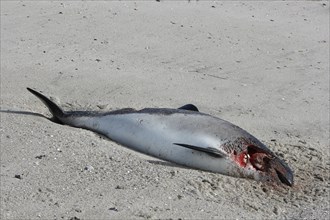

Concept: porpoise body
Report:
left=27, top=88, right=293, bottom=186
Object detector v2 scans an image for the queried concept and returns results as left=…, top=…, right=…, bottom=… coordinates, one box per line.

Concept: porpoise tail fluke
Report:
left=27, top=87, right=65, bottom=123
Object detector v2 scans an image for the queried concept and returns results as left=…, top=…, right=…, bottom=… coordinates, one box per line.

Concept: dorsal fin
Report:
left=178, top=104, right=199, bottom=112
left=173, top=143, right=225, bottom=158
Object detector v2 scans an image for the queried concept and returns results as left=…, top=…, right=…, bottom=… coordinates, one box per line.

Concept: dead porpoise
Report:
left=27, top=88, right=293, bottom=186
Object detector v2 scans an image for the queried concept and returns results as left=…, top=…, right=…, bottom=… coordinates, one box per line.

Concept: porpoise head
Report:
left=230, top=142, right=294, bottom=186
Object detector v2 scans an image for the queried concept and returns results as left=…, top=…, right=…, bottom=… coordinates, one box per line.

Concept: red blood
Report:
left=236, top=151, right=248, bottom=167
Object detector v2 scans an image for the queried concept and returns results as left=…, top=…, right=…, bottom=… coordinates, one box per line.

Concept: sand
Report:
left=1, top=1, right=329, bottom=219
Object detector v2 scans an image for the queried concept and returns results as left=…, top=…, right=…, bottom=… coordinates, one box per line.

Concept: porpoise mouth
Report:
left=269, top=157, right=294, bottom=186
left=246, top=145, right=294, bottom=186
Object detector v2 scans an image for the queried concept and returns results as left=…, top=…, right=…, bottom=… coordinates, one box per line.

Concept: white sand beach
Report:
left=1, top=1, right=329, bottom=219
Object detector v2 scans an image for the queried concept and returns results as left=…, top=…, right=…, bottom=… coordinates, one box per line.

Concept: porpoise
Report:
left=27, top=87, right=293, bottom=186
